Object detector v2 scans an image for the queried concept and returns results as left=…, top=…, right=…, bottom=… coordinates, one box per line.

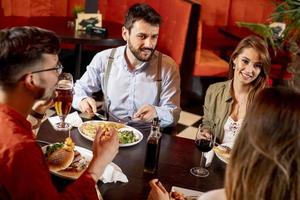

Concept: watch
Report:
left=30, top=110, right=45, bottom=120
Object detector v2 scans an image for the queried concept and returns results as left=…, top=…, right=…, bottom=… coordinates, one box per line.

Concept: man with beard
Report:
left=73, top=3, right=181, bottom=127
left=0, top=26, right=119, bottom=199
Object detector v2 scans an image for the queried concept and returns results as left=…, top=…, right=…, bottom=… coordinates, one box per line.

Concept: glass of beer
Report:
left=54, top=73, right=74, bottom=131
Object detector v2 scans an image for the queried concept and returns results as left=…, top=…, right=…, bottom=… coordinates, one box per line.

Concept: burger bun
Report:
left=47, top=148, right=75, bottom=172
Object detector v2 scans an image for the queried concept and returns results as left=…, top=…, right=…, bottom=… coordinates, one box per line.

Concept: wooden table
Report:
left=37, top=120, right=226, bottom=199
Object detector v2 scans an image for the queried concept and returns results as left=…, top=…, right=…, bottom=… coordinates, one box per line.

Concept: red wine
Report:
left=195, top=139, right=213, bottom=152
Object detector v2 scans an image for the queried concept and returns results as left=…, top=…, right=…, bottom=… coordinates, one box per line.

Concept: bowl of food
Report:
left=117, top=127, right=143, bottom=147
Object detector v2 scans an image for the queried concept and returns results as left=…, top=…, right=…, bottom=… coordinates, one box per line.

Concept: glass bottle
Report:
left=144, top=117, right=162, bottom=173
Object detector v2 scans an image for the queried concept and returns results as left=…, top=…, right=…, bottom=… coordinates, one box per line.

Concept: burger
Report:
left=44, top=137, right=89, bottom=179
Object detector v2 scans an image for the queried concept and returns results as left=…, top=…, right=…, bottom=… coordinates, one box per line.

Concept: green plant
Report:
left=237, top=0, right=300, bottom=91
left=72, top=5, right=85, bottom=18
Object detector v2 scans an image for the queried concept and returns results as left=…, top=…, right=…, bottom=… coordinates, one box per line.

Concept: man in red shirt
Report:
left=0, top=26, right=119, bottom=199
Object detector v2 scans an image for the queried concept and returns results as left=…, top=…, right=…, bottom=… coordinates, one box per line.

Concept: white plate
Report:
left=118, top=127, right=143, bottom=147
left=170, top=186, right=202, bottom=200
left=78, top=120, right=143, bottom=147
left=213, top=146, right=230, bottom=164
left=42, top=145, right=92, bottom=180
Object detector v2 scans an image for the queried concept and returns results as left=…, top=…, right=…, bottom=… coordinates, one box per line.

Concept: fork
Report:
left=94, top=112, right=108, bottom=121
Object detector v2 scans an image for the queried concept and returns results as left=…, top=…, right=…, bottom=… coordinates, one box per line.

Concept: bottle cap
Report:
left=152, top=117, right=159, bottom=126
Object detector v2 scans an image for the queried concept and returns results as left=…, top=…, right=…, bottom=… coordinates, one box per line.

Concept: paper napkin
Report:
left=48, top=111, right=83, bottom=128
left=100, top=163, right=128, bottom=183
left=204, top=150, right=214, bottom=167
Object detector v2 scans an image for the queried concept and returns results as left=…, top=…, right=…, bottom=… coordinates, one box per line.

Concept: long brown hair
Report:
left=229, top=35, right=271, bottom=104
left=225, top=87, right=300, bottom=200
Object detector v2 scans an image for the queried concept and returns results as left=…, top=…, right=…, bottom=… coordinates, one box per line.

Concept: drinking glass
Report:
left=190, top=123, right=215, bottom=177
left=54, top=73, right=74, bottom=131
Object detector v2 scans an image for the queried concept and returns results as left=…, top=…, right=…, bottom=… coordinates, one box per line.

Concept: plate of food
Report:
left=213, top=145, right=231, bottom=164
left=78, top=120, right=143, bottom=147
left=170, top=186, right=202, bottom=200
left=42, top=137, right=91, bottom=180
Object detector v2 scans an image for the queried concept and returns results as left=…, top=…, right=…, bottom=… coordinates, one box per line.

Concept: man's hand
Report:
left=133, top=104, right=157, bottom=122
left=87, top=128, right=119, bottom=182
left=148, top=179, right=170, bottom=200
left=32, top=98, right=54, bottom=114
left=79, top=97, right=97, bottom=116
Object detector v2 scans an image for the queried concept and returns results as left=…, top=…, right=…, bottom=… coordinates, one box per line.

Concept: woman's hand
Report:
left=148, top=179, right=170, bottom=200
left=199, top=127, right=213, bottom=140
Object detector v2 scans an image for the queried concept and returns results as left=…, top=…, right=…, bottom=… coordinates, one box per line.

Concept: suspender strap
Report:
left=103, top=49, right=162, bottom=109
left=156, top=52, right=162, bottom=104
left=103, top=48, right=116, bottom=111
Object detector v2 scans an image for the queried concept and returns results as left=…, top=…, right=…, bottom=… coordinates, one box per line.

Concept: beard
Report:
left=128, top=40, right=155, bottom=62
left=35, top=87, right=55, bottom=101
left=35, top=77, right=57, bottom=101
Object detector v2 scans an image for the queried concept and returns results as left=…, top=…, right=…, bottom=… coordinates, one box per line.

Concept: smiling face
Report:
left=233, top=48, right=263, bottom=85
left=122, top=19, right=159, bottom=62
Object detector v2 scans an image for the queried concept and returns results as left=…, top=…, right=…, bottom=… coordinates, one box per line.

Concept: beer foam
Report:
left=57, top=80, right=73, bottom=89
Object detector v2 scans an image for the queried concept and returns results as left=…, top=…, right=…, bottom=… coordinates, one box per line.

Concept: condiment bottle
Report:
left=144, top=117, right=162, bottom=173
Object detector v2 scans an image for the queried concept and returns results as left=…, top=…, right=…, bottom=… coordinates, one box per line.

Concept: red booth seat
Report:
left=194, top=49, right=228, bottom=77
left=194, top=0, right=276, bottom=77
left=99, top=0, right=192, bottom=68
left=1, top=0, right=84, bottom=17
left=1, top=0, right=193, bottom=71
left=270, top=64, right=293, bottom=81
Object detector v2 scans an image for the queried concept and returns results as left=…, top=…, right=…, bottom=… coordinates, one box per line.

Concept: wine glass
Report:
left=54, top=73, right=74, bottom=131
left=190, top=123, right=215, bottom=177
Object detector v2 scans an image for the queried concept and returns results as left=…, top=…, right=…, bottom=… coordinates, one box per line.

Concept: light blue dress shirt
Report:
left=73, top=45, right=181, bottom=127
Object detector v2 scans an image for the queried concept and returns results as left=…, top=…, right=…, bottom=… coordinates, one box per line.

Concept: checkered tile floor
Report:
left=175, top=111, right=202, bottom=140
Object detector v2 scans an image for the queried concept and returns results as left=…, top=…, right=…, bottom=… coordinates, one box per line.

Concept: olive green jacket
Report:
left=202, top=80, right=234, bottom=142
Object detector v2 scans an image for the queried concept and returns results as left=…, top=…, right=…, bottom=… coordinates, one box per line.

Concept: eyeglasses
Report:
left=30, top=64, right=64, bottom=75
